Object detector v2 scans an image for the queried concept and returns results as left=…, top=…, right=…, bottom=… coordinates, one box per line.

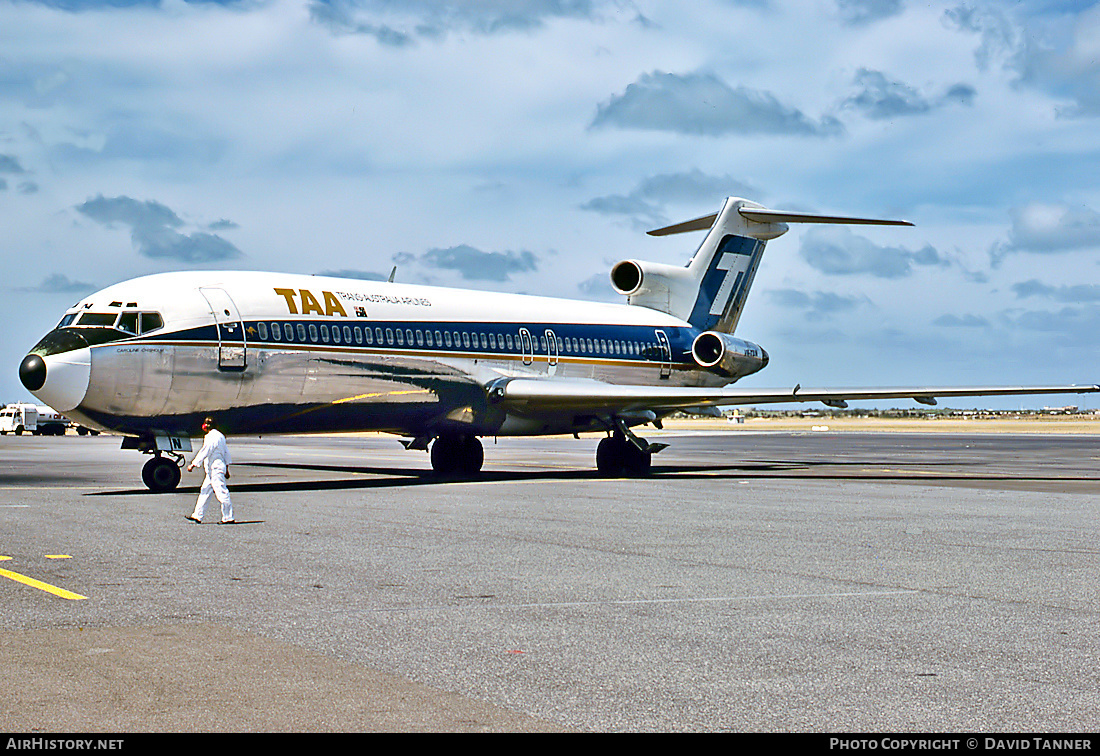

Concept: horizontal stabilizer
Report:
left=646, top=204, right=912, bottom=236
left=646, top=213, right=719, bottom=236
left=736, top=207, right=913, bottom=226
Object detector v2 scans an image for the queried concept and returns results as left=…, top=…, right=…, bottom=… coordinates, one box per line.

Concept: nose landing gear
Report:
left=141, top=453, right=183, bottom=492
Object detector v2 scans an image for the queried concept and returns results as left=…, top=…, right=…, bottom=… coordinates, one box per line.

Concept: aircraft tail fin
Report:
left=633, top=198, right=912, bottom=334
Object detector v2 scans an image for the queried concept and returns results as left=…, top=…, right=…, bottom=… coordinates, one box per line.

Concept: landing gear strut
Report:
left=430, top=435, right=484, bottom=476
left=141, top=453, right=183, bottom=492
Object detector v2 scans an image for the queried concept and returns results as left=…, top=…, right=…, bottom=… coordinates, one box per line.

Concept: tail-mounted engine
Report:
left=609, top=259, right=697, bottom=319
left=691, top=331, right=769, bottom=381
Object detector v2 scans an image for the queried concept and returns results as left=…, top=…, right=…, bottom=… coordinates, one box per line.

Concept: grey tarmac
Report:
left=1, top=430, right=1099, bottom=732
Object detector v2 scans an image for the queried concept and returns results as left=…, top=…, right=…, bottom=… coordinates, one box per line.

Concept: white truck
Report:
left=0, top=403, right=38, bottom=435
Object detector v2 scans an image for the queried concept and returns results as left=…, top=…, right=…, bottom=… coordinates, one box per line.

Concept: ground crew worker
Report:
left=186, top=416, right=234, bottom=524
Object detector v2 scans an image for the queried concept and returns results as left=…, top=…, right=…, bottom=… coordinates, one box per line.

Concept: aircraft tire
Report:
left=624, top=444, right=652, bottom=476
left=596, top=436, right=651, bottom=477
left=460, top=436, right=484, bottom=475
left=596, top=436, right=626, bottom=477
left=430, top=436, right=457, bottom=475
left=142, top=457, right=181, bottom=492
left=431, top=436, right=484, bottom=476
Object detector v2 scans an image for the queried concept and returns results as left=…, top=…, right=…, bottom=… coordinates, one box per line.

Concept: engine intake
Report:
left=609, top=259, right=697, bottom=318
left=691, top=331, right=769, bottom=380
left=610, top=260, right=643, bottom=295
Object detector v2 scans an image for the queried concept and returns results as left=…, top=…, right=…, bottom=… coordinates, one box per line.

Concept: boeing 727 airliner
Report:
left=18, top=197, right=1099, bottom=490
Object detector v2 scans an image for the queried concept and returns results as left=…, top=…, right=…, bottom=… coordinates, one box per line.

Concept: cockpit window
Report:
left=139, top=312, right=164, bottom=334
left=117, top=312, right=138, bottom=335
left=38, top=310, right=167, bottom=354
left=77, top=312, right=117, bottom=327
left=69, top=310, right=164, bottom=334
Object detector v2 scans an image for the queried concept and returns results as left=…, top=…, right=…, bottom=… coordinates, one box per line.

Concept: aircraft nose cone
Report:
left=19, top=354, right=46, bottom=391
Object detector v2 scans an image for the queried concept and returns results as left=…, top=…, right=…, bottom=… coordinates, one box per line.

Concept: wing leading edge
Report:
left=492, top=378, right=1100, bottom=414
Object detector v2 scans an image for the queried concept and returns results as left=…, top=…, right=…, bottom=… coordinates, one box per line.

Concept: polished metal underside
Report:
left=67, top=340, right=716, bottom=440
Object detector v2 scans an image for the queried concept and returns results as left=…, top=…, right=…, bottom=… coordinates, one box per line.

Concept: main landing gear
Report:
left=596, top=433, right=651, bottom=477
left=430, top=435, right=484, bottom=476
left=412, top=423, right=665, bottom=478
left=141, top=453, right=183, bottom=492
left=595, top=421, right=668, bottom=478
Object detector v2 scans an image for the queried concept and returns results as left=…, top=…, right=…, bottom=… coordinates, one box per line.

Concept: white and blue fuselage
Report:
left=27, top=269, right=755, bottom=440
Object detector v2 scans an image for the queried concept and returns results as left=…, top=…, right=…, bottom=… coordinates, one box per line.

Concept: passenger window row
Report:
left=253, top=322, right=657, bottom=358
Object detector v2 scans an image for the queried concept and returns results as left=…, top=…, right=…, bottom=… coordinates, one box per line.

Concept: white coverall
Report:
left=190, top=428, right=233, bottom=523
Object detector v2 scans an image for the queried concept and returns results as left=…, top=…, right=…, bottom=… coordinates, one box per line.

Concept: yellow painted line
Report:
left=45, top=555, right=72, bottom=559
left=333, top=389, right=431, bottom=404
left=0, top=565, right=87, bottom=600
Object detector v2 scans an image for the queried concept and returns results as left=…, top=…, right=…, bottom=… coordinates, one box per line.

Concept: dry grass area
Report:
left=659, top=414, right=1100, bottom=434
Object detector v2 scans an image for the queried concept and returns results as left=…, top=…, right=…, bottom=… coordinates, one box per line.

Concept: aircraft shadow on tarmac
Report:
left=85, top=457, right=1099, bottom=495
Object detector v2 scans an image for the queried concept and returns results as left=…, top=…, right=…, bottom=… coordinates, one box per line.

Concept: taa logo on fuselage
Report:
left=274, top=288, right=349, bottom=318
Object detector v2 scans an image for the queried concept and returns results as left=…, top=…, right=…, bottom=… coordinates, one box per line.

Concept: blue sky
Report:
left=2, top=0, right=1099, bottom=408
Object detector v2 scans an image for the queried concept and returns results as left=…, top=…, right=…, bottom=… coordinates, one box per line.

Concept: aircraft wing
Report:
left=491, top=378, right=1100, bottom=414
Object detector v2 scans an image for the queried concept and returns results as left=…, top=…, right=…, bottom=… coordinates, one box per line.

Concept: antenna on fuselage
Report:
left=387, top=266, right=397, bottom=283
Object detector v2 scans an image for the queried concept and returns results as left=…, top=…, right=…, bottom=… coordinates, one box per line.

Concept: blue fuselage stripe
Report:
left=139, top=319, right=698, bottom=366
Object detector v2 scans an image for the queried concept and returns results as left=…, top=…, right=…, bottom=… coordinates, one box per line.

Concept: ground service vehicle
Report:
left=0, top=403, right=38, bottom=435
